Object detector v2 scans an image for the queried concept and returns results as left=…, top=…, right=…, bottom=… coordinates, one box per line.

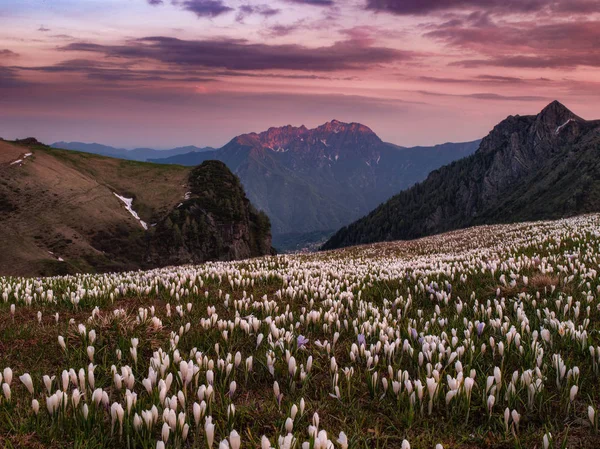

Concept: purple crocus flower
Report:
left=357, top=334, right=366, bottom=346
left=297, top=335, right=309, bottom=349
left=411, top=328, right=418, bottom=340
left=477, top=322, right=485, bottom=336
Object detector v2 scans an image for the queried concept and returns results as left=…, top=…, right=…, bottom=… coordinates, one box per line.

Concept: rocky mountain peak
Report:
left=230, top=120, right=381, bottom=153
left=539, top=100, right=574, bottom=118
left=316, top=120, right=377, bottom=137
left=536, top=100, right=583, bottom=137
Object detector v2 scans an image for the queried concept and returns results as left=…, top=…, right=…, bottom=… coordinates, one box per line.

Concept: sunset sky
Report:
left=1, top=0, right=599, bottom=148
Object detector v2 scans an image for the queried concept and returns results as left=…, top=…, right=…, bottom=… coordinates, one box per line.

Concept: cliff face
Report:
left=146, top=160, right=273, bottom=266
left=323, top=101, right=600, bottom=250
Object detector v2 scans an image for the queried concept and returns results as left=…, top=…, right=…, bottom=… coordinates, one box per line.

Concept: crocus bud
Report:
left=3, top=368, right=12, bottom=386
left=205, top=417, right=215, bottom=448
left=229, top=430, right=241, bottom=449
left=19, top=373, right=34, bottom=395
left=161, top=423, right=170, bottom=444
left=337, top=431, right=348, bottom=449
left=570, top=385, right=578, bottom=402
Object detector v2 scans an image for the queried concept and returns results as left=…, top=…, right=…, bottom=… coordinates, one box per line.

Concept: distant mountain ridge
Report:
left=323, top=101, right=600, bottom=250
left=150, top=121, right=481, bottom=250
left=51, top=141, right=215, bottom=162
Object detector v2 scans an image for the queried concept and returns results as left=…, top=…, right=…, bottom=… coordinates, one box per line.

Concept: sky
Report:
left=1, top=0, right=600, bottom=148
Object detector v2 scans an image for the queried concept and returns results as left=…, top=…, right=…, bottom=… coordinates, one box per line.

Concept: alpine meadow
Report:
left=2, top=0, right=600, bottom=448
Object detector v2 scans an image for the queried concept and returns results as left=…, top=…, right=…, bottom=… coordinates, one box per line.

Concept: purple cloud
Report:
left=0, top=67, right=30, bottom=88
left=417, top=90, right=549, bottom=101
left=365, top=0, right=600, bottom=15
left=13, top=59, right=217, bottom=84
left=0, top=49, right=19, bottom=58
left=14, top=58, right=359, bottom=84
left=286, top=0, right=334, bottom=5
left=262, top=22, right=305, bottom=37
left=365, top=0, right=548, bottom=14
left=416, top=74, right=533, bottom=84
left=61, top=36, right=414, bottom=71
left=236, top=4, right=280, bottom=22
left=175, top=0, right=233, bottom=17
left=552, top=0, right=600, bottom=13
left=423, top=15, right=600, bottom=68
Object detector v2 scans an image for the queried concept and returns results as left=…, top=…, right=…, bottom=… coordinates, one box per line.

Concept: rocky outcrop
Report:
left=146, top=160, right=274, bottom=266
left=323, top=101, right=600, bottom=250
left=14, top=137, right=43, bottom=146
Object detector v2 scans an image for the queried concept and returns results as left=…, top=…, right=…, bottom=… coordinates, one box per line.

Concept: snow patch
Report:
left=113, top=193, right=148, bottom=230
left=556, top=119, right=576, bottom=135
left=9, top=152, right=33, bottom=166
left=320, top=139, right=328, bottom=147
left=184, top=191, right=191, bottom=200
left=48, top=250, right=64, bottom=262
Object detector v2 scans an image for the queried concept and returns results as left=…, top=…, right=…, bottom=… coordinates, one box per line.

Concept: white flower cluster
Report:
left=2, top=214, right=600, bottom=448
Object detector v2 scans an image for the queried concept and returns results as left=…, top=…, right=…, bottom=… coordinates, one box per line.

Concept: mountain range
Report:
left=149, top=121, right=480, bottom=250
left=323, top=101, right=600, bottom=250
left=0, top=139, right=272, bottom=276
left=3, top=100, right=597, bottom=274
left=51, top=141, right=215, bottom=162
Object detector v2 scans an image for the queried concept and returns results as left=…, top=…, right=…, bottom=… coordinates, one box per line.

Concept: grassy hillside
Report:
left=0, top=140, right=191, bottom=275
left=1, top=214, right=600, bottom=448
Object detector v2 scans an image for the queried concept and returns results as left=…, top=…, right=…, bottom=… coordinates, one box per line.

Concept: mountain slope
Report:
left=322, top=101, right=600, bottom=250
left=150, top=121, right=480, bottom=250
left=51, top=141, right=215, bottom=162
left=0, top=140, right=272, bottom=276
